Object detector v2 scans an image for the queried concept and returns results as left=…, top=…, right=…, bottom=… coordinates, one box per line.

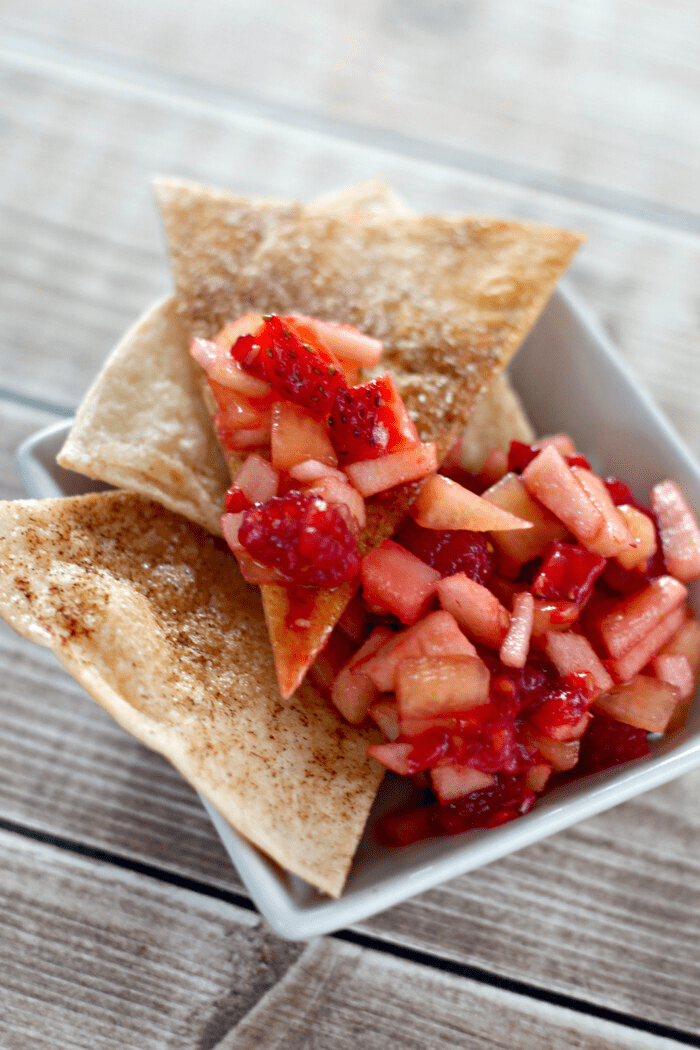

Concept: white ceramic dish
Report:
left=16, top=282, right=700, bottom=940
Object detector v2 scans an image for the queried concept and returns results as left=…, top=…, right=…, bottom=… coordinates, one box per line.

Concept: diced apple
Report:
left=482, top=472, right=568, bottom=563
left=310, top=474, right=366, bottom=529
left=651, top=653, right=695, bottom=701
left=660, top=615, right=700, bottom=672
left=523, top=727, right=580, bottom=771
left=531, top=599, right=580, bottom=638
left=499, top=591, right=534, bottom=668
left=410, top=473, right=534, bottom=532
left=598, top=576, right=688, bottom=659
left=569, top=466, right=639, bottom=558
left=606, top=603, right=687, bottom=683
left=231, top=452, right=279, bottom=505
left=430, top=764, right=494, bottom=803
left=209, top=379, right=268, bottom=431
left=331, top=626, right=394, bottom=724
left=368, top=698, right=401, bottom=741
left=308, top=629, right=356, bottom=698
left=437, top=573, right=510, bottom=649
left=361, top=540, right=440, bottom=624
left=270, top=401, right=338, bottom=471
left=594, top=675, right=679, bottom=733
left=477, top=447, right=509, bottom=488
left=287, top=315, right=384, bottom=369
left=521, top=444, right=606, bottom=551
left=524, top=762, right=552, bottom=793
left=544, top=631, right=613, bottom=696
left=395, top=654, right=490, bottom=720
left=615, top=505, right=657, bottom=571
left=345, top=442, right=438, bottom=497
left=289, top=459, right=347, bottom=483
left=366, top=741, right=415, bottom=776
left=651, top=479, right=700, bottom=582
left=361, top=609, right=477, bottom=693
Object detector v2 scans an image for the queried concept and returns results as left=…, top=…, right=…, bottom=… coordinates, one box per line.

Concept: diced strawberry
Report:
left=395, top=655, right=491, bottom=721
left=544, top=631, right=613, bottom=697
left=481, top=472, right=568, bottom=564
left=361, top=610, right=476, bottom=693
left=508, top=435, right=577, bottom=473
left=532, top=542, right=607, bottom=606
left=345, top=442, right=438, bottom=497
left=232, top=314, right=347, bottom=417
left=593, top=675, right=679, bottom=734
left=576, top=712, right=650, bottom=773
left=331, top=626, right=394, bottom=724
left=328, top=372, right=419, bottom=464
left=651, top=479, right=700, bottom=582
left=499, top=591, right=534, bottom=668
left=395, top=517, right=494, bottom=585
left=598, top=576, right=688, bottom=659
left=429, top=774, right=537, bottom=835
left=528, top=672, right=596, bottom=740
left=239, top=492, right=360, bottom=587
left=606, top=603, right=687, bottom=683
left=430, top=764, right=494, bottom=804
left=437, top=573, right=510, bottom=649
left=361, top=540, right=440, bottom=624
left=410, top=473, right=535, bottom=532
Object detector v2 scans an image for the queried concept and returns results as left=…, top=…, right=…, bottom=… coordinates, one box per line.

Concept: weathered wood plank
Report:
left=0, top=55, right=699, bottom=466
left=226, top=937, right=683, bottom=1050
left=3, top=0, right=699, bottom=218
left=0, top=829, right=304, bottom=1050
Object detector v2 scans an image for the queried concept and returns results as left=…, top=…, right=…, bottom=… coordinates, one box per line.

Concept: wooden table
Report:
left=2, top=2, right=700, bottom=1046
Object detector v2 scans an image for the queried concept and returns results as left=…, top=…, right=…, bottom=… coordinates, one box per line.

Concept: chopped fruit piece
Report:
left=661, top=615, right=700, bottom=672
left=209, top=379, right=271, bottom=432
left=270, top=401, right=338, bottom=471
left=368, top=734, right=449, bottom=776
left=369, top=697, right=401, bottom=741
left=331, top=626, right=394, bottom=724
left=361, top=610, right=476, bottom=693
left=569, top=466, right=639, bottom=557
left=192, top=336, right=273, bottom=399
left=528, top=672, right=596, bottom=739
left=531, top=599, right=580, bottom=638
left=345, top=442, right=438, bottom=497
left=523, top=727, right=580, bottom=771
left=396, top=518, right=494, bottom=585
left=606, top=603, right=687, bottom=683
left=532, top=542, right=607, bottom=606
left=308, top=630, right=357, bottom=698
left=651, top=480, right=700, bottom=582
left=328, top=372, right=419, bottom=464
left=593, top=675, right=679, bottom=734
left=409, top=474, right=535, bottom=532
left=521, top=444, right=607, bottom=551
left=239, top=492, right=360, bottom=587
left=227, top=452, right=279, bottom=509
left=437, top=573, right=510, bottom=649
left=544, top=631, right=613, bottom=696
left=508, top=435, right=577, bottom=473
left=615, top=505, right=657, bottom=570
left=481, top=472, right=568, bottom=563
left=431, top=764, right=494, bottom=804
left=232, top=313, right=347, bottom=417
left=500, top=591, right=534, bottom=668
left=288, top=316, right=383, bottom=369
left=395, top=655, right=491, bottom=720
left=215, top=418, right=272, bottom=451
left=525, top=763, right=552, bottom=792
left=361, top=539, right=440, bottom=624
left=336, top=593, right=369, bottom=643
left=576, top=712, right=650, bottom=773
left=289, top=459, right=347, bottom=483
left=476, top=448, right=509, bottom=488
left=651, top=653, right=695, bottom=701
left=598, top=576, right=688, bottom=659
left=310, top=474, right=366, bottom=529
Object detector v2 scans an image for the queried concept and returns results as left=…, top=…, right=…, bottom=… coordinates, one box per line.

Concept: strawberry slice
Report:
left=232, top=314, right=347, bottom=418
left=328, top=372, right=419, bottom=464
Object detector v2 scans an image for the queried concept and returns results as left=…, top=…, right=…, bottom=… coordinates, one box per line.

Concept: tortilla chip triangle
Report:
left=150, top=178, right=582, bottom=695
left=0, top=492, right=383, bottom=897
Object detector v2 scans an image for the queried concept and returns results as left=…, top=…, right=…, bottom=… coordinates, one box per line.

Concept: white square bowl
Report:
left=16, top=281, right=700, bottom=939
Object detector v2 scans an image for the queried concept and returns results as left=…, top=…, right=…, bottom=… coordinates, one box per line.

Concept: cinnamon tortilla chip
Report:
left=0, top=491, right=383, bottom=897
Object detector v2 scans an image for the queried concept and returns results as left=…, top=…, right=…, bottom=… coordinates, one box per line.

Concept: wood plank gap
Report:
left=334, top=929, right=700, bottom=1049
left=0, top=815, right=259, bottom=915
left=3, top=25, right=700, bottom=237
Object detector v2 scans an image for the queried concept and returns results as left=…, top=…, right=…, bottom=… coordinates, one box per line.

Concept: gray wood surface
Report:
left=2, top=1, right=700, bottom=1046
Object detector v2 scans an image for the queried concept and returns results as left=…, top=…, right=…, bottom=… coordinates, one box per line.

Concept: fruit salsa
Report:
left=196, top=312, right=700, bottom=847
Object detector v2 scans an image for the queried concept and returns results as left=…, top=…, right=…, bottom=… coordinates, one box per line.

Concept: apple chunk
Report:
left=396, top=654, right=491, bottom=720
left=410, top=473, right=534, bottom=532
